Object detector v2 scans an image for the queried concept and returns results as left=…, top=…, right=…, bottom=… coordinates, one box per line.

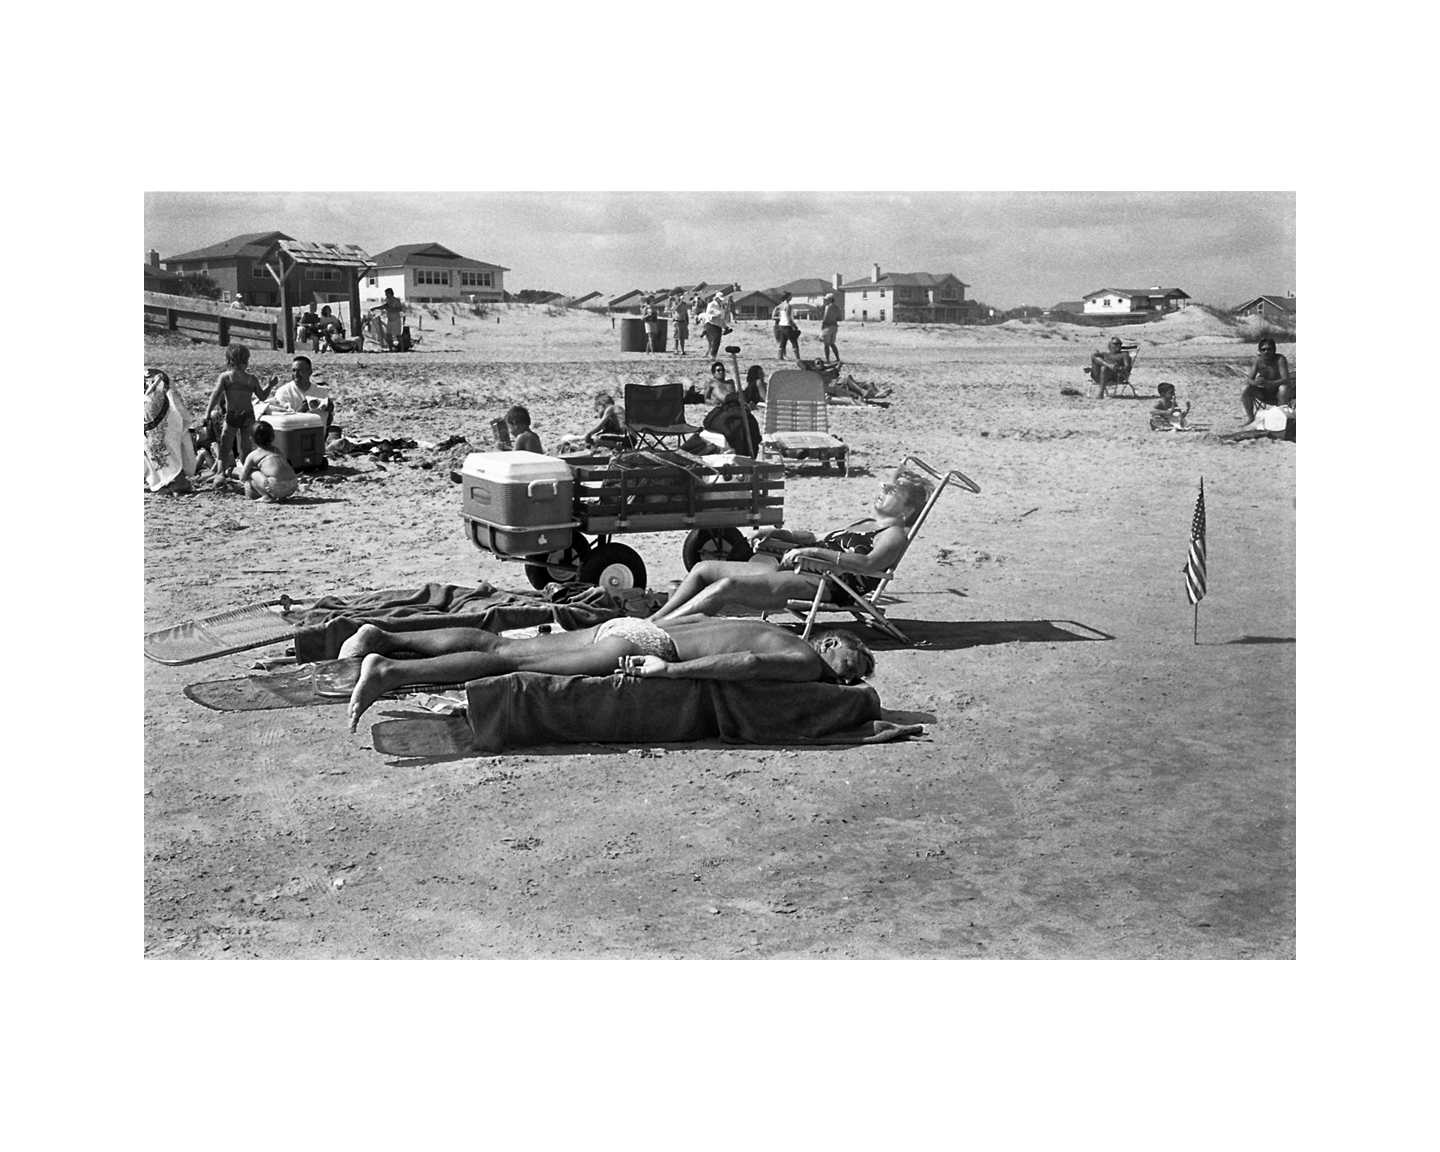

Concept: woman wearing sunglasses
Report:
left=648, top=472, right=933, bottom=622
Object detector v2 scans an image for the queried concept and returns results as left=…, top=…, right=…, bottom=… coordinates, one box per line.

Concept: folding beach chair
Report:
left=761, top=370, right=848, bottom=474
left=762, top=455, right=980, bottom=645
left=623, top=380, right=703, bottom=451
left=1085, top=341, right=1140, bottom=397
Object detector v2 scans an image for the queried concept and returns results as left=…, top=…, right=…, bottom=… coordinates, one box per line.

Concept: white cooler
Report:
left=459, top=451, right=577, bottom=555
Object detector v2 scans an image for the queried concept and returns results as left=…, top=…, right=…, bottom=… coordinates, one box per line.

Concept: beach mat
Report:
left=184, top=665, right=342, bottom=711
left=146, top=597, right=306, bottom=665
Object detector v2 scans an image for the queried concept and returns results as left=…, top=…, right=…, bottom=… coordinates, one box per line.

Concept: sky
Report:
left=143, top=191, right=1294, bottom=312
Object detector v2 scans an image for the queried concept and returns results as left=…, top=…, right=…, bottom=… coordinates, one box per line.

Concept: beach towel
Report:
left=144, top=374, right=197, bottom=493
left=290, top=582, right=625, bottom=663
left=459, top=672, right=924, bottom=752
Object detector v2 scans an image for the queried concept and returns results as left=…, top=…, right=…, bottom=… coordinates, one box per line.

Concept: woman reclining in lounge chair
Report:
left=647, top=471, right=933, bottom=622
left=339, top=616, right=875, bottom=731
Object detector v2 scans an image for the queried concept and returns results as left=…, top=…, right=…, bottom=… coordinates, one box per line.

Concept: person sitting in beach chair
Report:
left=1087, top=337, right=1134, bottom=398
left=1240, top=337, right=1292, bottom=422
left=647, top=471, right=933, bottom=623
left=338, top=615, right=876, bottom=732
left=318, top=306, right=362, bottom=353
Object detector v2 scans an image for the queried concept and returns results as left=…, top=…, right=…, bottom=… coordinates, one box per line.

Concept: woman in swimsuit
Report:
left=647, top=471, right=934, bottom=622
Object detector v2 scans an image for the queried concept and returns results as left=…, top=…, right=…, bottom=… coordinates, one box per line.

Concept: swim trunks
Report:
left=225, top=408, right=256, bottom=429
left=592, top=617, right=679, bottom=661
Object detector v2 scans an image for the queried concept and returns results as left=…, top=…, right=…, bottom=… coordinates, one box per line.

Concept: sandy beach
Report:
left=143, top=303, right=1294, bottom=959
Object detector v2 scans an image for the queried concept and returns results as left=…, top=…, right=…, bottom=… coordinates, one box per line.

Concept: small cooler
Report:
left=459, top=451, right=577, bottom=556
left=261, top=411, right=327, bottom=471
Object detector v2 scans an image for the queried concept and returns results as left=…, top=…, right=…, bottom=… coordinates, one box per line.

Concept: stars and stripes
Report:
left=1182, top=478, right=1207, bottom=605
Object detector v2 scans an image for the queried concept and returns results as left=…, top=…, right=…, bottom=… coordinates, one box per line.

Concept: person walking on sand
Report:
left=670, top=294, right=690, bottom=356
left=819, top=293, right=842, bottom=363
left=338, top=616, right=876, bottom=731
left=772, top=291, right=800, bottom=360
left=204, top=344, right=276, bottom=486
left=641, top=296, right=661, bottom=354
left=702, top=291, right=732, bottom=360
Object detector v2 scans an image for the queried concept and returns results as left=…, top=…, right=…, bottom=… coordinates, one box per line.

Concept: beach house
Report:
left=1081, top=286, right=1190, bottom=315
left=363, top=242, right=508, bottom=305
left=841, top=265, right=975, bottom=324
left=1233, top=293, right=1296, bottom=323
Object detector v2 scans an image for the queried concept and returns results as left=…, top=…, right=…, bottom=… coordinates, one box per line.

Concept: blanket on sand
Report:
left=291, top=582, right=623, bottom=663
left=459, top=672, right=924, bottom=752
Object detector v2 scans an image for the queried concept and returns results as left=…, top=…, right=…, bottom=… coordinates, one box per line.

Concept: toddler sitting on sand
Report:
left=238, top=420, right=299, bottom=502
left=1150, top=383, right=1192, bottom=431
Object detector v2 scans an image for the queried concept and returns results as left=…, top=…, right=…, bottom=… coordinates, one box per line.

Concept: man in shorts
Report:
left=1240, top=337, right=1292, bottom=420
left=1089, top=337, right=1132, bottom=398
left=337, top=616, right=875, bottom=731
left=820, top=293, right=842, bottom=363
left=772, top=291, right=800, bottom=360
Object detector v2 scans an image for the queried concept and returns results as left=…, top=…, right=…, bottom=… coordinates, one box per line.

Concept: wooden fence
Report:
left=144, top=291, right=282, bottom=349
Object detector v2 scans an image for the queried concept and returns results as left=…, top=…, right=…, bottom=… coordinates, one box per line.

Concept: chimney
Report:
left=872, top=263, right=881, bottom=283
left=832, top=272, right=843, bottom=291
left=148, top=248, right=160, bottom=268
left=1287, top=288, right=1294, bottom=298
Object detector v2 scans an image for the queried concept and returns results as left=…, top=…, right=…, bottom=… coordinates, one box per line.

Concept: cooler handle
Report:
left=527, top=479, right=559, bottom=498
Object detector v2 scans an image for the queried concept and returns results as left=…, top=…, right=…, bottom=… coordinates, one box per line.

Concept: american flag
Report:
left=1182, top=478, right=1207, bottom=605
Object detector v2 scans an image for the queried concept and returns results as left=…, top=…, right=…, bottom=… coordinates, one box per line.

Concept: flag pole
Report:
left=1193, top=602, right=1199, bottom=645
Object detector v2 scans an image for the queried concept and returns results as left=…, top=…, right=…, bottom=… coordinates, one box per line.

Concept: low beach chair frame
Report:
left=761, top=369, right=848, bottom=474
left=763, top=455, right=980, bottom=645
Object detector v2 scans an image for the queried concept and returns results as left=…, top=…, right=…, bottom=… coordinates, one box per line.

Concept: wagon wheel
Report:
left=578, top=542, right=647, bottom=593
left=523, top=535, right=592, bottom=589
left=682, top=527, right=753, bottom=570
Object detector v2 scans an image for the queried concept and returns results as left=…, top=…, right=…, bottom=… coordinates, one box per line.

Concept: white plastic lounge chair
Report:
left=761, top=369, right=848, bottom=474
left=762, top=455, right=980, bottom=645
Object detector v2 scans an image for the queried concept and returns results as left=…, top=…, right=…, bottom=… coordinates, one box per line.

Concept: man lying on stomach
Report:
left=339, top=616, right=874, bottom=732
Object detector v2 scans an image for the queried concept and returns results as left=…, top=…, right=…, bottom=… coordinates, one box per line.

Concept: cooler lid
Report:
left=461, top=450, right=574, bottom=484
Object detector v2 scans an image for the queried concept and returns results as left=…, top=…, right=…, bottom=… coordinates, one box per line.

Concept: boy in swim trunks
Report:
left=204, top=344, right=276, bottom=486
left=237, top=420, right=300, bottom=502
left=336, top=616, right=875, bottom=732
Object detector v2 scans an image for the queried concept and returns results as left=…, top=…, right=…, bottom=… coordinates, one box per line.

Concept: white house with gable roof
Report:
left=363, top=242, right=509, bottom=304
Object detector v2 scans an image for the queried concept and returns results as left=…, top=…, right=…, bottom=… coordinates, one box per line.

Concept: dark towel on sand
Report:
left=463, top=672, right=924, bottom=752
left=291, top=582, right=623, bottom=663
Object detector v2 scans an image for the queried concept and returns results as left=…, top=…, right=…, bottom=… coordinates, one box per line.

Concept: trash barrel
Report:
left=620, top=316, right=667, bottom=353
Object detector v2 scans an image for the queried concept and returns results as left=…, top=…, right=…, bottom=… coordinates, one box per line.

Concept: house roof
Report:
left=368, top=242, right=510, bottom=272
left=567, top=291, right=604, bottom=305
left=1234, top=294, right=1296, bottom=313
left=144, top=263, right=187, bottom=285
left=163, top=231, right=294, bottom=264
left=274, top=239, right=374, bottom=270
left=843, top=271, right=970, bottom=290
left=1048, top=302, right=1085, bottom=313
left=769, top=278, right=834, bottom=297
left=731, top=290, right=780, bottom=306
left=1083, top=286, right=1190, bottom=300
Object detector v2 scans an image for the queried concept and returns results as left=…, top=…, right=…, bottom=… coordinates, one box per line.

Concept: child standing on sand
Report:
left=1150, top=382, right=1191, bottom=431
left=505, top=405, right=543, bottom=454
left=204, top=345, right=275, bottom=485
left=238, top=420, right=300, bottom=502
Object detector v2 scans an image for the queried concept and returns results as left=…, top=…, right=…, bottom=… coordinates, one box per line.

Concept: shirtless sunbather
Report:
left=339, top=616, right=875, bottom=732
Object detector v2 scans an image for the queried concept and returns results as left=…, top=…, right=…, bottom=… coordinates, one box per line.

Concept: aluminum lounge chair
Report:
left=623, top=380, right=703, bottom=451
left=761, top=369, right=848, bottom=474
left=762, top=456, right=980, bottom=645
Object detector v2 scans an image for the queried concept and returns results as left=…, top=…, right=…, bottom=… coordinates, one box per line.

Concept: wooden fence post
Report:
left=166, top=308, right=177, bottom=332
left=270, top=322, right=280, bottom=350
left=218, top=316, right=230, bottom=346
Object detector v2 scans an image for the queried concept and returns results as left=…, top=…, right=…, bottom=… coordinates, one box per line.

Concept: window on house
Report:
left=879, top=310, right=886, bottom=321
left=862, top=290, right=868, bottom=299
left=416, top=269, right=450, bottom=286
left=251, top=263, right=268, bottom=278
left=305, top=267, right=339, bottom=281
left=1103, top=297, right=1111, bottom=306
left=460, top=271, right=492, bottom=287
left=862, top=310, right=868, bottom=320
left=367, top=276, right=377, bottom=287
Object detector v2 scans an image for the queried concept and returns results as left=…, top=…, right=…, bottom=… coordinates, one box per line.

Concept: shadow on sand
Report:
left=1224, top=635, right=1296, bottom=645
left=853, top=617, right=1114, bottom=652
